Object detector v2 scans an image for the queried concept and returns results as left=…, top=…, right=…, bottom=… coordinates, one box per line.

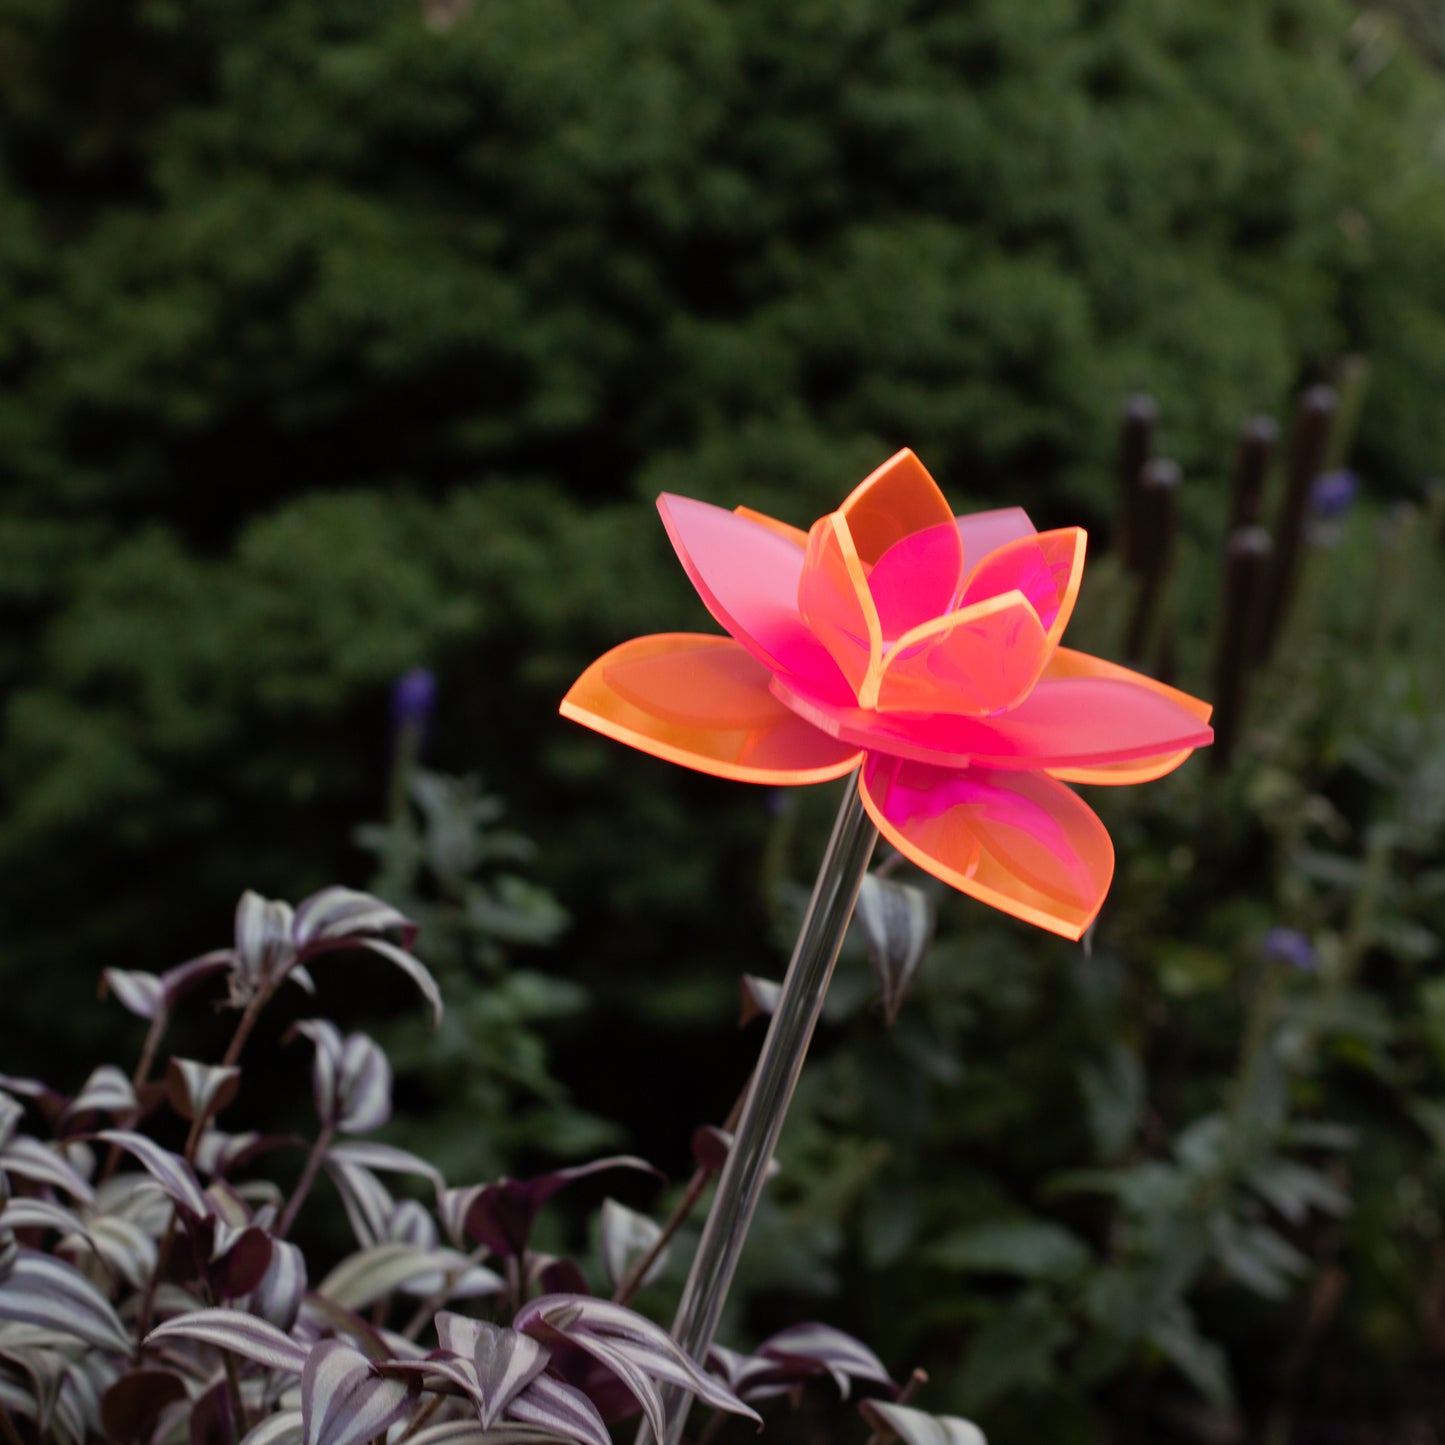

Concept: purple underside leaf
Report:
left=160, top=950, right=236, bottom=1008
left=302, top=1338, right=418, bottom=1445
left=146, top=1307, right=311, bottom=1375
left=460, top=1155, right=659, bottom=1257
left=1, top=1135, right=97, bottom=1204
left=0, top=1247, right=130, bottom=1352
left=93, top=1130, right=209, bottom=1219
left=99, top=1367, right=188, bottom=1444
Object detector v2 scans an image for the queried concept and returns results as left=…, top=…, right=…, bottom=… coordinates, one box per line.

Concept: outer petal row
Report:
left=658, top=495, right=853, bottom=703
left=859, top=755, right=1113, bottom=940
left=770, top=646, right=1213, bottom=773
left=559, top=633, right=864, bottom=785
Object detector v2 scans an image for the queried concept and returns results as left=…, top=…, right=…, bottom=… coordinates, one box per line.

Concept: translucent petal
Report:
left=560, top=634, right=863, bottom=785
left=733, top=506, right=808, bottom=549
left=868, top=522, right=967, bottom=640
left=771, top=666, right=1213, bottom=771
left=958, top=528, right=1086, bottom=645
left=838, top=449, right=957, bottom=565
left=657, top=495, right=851, bottom=700
left=797, top=514, right=883, bottom=701
left=872, top=590, right=1050, bottom=716
left=1041, top=648, right=1213, bottom=784
left=858, top=756, right=1114, bottom=939
left=955, top=506, right=1037, bottom=566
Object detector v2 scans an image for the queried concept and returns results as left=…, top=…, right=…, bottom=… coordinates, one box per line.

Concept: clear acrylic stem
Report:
left=641, top=775, right=878, bottom=1445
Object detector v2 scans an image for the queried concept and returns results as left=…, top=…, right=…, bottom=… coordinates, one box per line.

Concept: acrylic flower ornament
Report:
left=561, top=450, right=1212, bottom=940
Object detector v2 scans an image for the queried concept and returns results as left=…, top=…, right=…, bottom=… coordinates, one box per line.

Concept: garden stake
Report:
left=1258, top=385, right=1337, bottom=661
left=1210, top=524, right=1272, bottom=769
left=1124, top=456, right=1180, bottom=664
left=1116, top=393, right=1158, bottom=574
left=640, top=777, right=878, bottom=1445
left=1228, top=414, right=1278, bottom=531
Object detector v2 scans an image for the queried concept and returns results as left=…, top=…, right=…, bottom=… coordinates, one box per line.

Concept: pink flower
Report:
left=561, top=450, right=1212, bottom=939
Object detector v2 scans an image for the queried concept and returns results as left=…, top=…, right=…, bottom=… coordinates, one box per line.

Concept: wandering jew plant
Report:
left=560, top=449, right=1213, bottom=1442
left=0, top=886, right=930, bottom=1445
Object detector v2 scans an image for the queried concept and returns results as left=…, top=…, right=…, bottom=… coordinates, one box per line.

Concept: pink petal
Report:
left=955, top=507, right=1037, bottom=567
left=733, top=506, right=808, bottom=549
left=858, top=756, right=1114, bottom=940
left=770, top=669, right=1213, bottom=771
left=867, top=522, right=967, bottom=641
left=658, top=495, right=851, bottom=701
left=1040, top=648, right=1212, bottom=784
left=797, top=513, right=884, bottom=702
left=871, top=590, right=1051, bottom=717
left=560, top=634, right=863, bottom=785
left=838, top=449, right=958, bottom=565
left=958, top=528, right=1085, bottom=644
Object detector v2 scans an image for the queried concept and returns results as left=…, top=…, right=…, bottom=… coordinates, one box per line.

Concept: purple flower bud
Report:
left=1263, top=926, right=1317, bottom=972
left=1308, top=470, right=1359, bottom=522
left=391, top=667, right=437, bottom=728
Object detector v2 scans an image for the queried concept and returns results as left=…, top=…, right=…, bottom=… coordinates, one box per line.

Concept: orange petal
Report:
left=872, top=589, right=1051, bottom=716
left=859, top=755, right=1114, bottom=940
left=734, top=506, right=808, bottom=549
left=838, top=449, right=958, bottom=566
left=561, top=634, right=864, bottom=785
left=797, top=514, right=884, bottom=702
left=1041, top=648, right=1211, bottom=784
left=958, top=528, right=1086, bottom=648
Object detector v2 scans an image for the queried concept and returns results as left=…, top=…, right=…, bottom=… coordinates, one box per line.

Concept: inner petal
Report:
left=838, top=449, right=957, bottom=566
left=797, top=514, right=883, bottom=703
left=958, top=528, right=1085, bottom=644
left=867, top=521, right=965, bottom=641
left=872, top=590, right=1050, bottom=717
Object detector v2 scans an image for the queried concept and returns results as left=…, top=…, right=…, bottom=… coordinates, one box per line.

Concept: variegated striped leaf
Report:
left=301, top=1338, right=417, bottom=1445
left=323, top=1158, right=395, bottom=1251
left=317, top=1244, right=491, bottom=1312
left=327, top=1141, right=442, bottom=1192
left=333, top=938, right=441, bottom=1027
left=858, top=1401, right=987, bottom=1445
left=160, top=949, right=236, bottom=1007
left=293, top=889, right=415, bottom=949
left=854, top=874, right=936, bottom=1026
left=77, top=1214, right=158, bottom=1291
left=507, top=1372, right=610, bottom=1445
left=469, top=1321, right=549, bottom=1430
left=599, top=1199, right=667, bottom=1292
left=94, top=1131, right=208, bottom=1220
left=240, top=1407, right=305, bottom=1445
left=757, top=1322, right=892, bottom=1398
left=146, top=1307, right=310, bottom=1375
left=407, top=1423, right=580, bottom=1445
left=334, top=1033, right=391, bottom=1135
left=100, top=969, right=166, bottom=1021
left=62, top=1066, right=139, bottom=1125
left=1, top=1136, right=95, bottom=1204
left=739, top=975, right=781, bottom=1027
left=1, top=1197, right=85, bottom=1239
left=166, top=1059, right=241, bottom=1124
left=242, top=1238, right=308, bottom=1331
left=234, top=892, right=298, bottom=994
left=0, top=1247, right=130, bottom=1352
left=513, top=1295, right=759, bottom=1435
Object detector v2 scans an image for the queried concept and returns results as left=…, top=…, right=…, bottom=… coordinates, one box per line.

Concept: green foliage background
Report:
left=4, top=0, right=1445, bottom=1438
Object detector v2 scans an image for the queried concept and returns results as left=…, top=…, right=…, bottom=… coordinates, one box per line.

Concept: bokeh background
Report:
left=4, top=1, right=1445, bottom=1440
